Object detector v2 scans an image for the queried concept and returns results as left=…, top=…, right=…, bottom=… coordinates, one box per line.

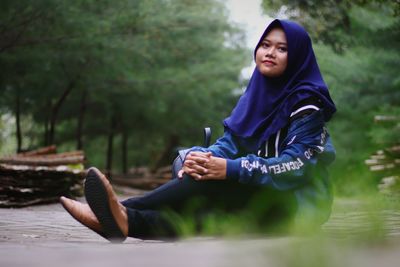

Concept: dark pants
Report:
left=120, top=174, right=297, bottom=239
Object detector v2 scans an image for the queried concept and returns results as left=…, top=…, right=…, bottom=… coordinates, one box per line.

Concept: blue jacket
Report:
left=189, top=110, right=336, bottom=225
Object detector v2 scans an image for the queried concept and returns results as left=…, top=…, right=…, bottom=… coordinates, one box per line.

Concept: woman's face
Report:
left=255, top=27, right=288, bottom=78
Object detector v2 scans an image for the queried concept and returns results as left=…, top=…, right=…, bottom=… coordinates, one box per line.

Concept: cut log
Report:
left=374, top=115, right=399, bottom=122
left=111, top=165, right=172, bottom=190
left=34, top=150, right=84, bottom=158
left=17, top=145, right=57, bottom=157
left=0, top=155, right=85, bottom=166
left=366, top=115, right=399, bottom=196
left=370, top=164, right=396, bottom=172
left=386, top=146, right=400, bottom=157
left=112, top=177, right=169, bottom=190
left=370, top=154, right=386, bottom=160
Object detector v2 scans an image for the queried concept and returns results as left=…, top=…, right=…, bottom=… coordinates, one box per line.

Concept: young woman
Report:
left=60, top=19, right=336, bottom=242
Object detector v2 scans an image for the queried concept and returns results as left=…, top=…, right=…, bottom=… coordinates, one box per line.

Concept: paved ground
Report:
left=1, top=186, right=400, bottom=267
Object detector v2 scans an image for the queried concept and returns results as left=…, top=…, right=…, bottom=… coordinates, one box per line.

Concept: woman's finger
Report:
left=186, top=152, right=212, bottom=163
left=184, top=158, right=209, bottom=169
left=182, top=165, right=195, bottom=174
left=178, top=169, right=184, bottom=179
left=183, top=167, right=201, bottom=179
left=183, top=159, right=197, bottom=166
left=188, top=162, right=208, bottom=174
left=186, top=154, right=210, bottom=164
left=188, top=151, right=212, bottom=158
left=182, top=165, right=206, bottom=177
left=184, top=160, right=207, bottom=173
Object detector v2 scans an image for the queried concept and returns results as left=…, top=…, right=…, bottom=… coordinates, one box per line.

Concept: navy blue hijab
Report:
left=223, top=19, right=336, bottom=143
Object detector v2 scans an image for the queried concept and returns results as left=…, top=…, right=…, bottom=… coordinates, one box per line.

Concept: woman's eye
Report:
left=278, top=47, right=287, bottom=52
left=261, top=42, right=269, bottom=48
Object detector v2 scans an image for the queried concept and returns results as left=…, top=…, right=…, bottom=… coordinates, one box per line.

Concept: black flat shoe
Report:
left=84, top=168, right=127, bottom=243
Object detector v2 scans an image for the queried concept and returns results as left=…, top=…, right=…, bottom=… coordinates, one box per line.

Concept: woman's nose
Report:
left=265, top=47, right=275, bottom=58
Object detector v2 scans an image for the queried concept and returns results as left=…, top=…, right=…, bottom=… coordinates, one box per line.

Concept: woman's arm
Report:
left=188, top=130, right=256, bottom=158
left=186, top=111, right=336, bottom=191
left=226, top=133, right=334, bottom=190
left=179, top=132, right=250, bottom=179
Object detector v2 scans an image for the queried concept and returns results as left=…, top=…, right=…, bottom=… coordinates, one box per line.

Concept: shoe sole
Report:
left=84, top=169, right=126, bottom=243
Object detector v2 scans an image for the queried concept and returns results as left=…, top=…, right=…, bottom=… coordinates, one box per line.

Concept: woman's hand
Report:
left=178, top=152, right=211, bottom=179
left=198, top=156, right=227, bottom=180
left=178, top=151, right=227, bottom=180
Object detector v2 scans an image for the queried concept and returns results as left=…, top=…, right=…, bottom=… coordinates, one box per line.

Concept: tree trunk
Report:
left=121, top=131, right=128, bottom=175
left=15, top=88, right=22, bottom=153
left=106, top=115, right=117, bottom=179
left=48, top=81, right=74, bottom=145
left=152, top=134, right=180, bottom=171
left=76, top=89, right=87, bottom=150
left=43, top=100, right=50, bottom=146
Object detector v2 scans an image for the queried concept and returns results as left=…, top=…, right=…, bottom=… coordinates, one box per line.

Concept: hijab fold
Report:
left=223, top=19, right=336, bottom=144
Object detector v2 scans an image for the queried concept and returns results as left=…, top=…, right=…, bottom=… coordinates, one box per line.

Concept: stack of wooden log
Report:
left=365, top=115, right=400, bottom=195
left=366, top=145, right=400, bottom=195
left=0, top=146, right=86, bottom=207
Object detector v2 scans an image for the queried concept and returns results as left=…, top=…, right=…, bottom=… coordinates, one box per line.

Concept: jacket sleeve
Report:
left=226, top=116, right=335, bottom=191
left=188, top=131, right=255, bottom=159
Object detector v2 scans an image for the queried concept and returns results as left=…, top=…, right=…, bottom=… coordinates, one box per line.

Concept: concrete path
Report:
left=1, top=188, right=400, bottom=267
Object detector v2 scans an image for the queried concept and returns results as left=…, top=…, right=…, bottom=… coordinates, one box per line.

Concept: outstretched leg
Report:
left=119, top=174, right=268, bottom=239
left=121, top=174, right=230, bottom=211
left=61, top=167, right=296, bottom=241
left=120, top=173, right=298, bottom=238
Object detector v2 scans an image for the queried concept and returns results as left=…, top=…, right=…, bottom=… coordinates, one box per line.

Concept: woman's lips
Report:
left=262, top=60, right=276, bottom=66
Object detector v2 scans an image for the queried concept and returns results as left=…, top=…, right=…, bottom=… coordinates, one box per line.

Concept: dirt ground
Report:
left=1, top=186, right=400, bottom=267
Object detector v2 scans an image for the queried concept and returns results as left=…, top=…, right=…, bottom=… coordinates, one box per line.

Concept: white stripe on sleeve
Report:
left=290, top=105, right=320, bottom=117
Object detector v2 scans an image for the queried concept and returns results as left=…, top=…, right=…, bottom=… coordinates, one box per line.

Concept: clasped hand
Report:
left=178, top=151, right=227, bottom=180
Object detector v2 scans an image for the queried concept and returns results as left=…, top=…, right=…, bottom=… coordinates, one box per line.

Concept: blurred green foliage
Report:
left=0, top=0, right=248, bottom=169
left=262, top=0, right=400, bottom=195
left=261, top=0, right=400, bottom=52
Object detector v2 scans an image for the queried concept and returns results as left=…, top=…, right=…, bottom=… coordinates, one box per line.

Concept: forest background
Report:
left=0, top=0, right=399, bottom=196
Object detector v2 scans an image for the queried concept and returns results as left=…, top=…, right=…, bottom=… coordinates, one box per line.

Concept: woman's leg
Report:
left=63, top=168, right=258, bottom=240
left=80, top=166, right=297, bottom=240
left=121, top=173, right=262, bottom=211
left=120, top=174, right=298, bottom=239
left=124, top=207, right=178, bottom=239
left=122, top=176, right=297, bottom=239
